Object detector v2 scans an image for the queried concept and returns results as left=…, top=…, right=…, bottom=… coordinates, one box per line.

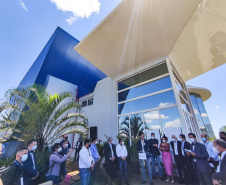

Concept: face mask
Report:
left=111, top=141, right=114, bottom=144
left=58, top=147, right=62, bottom=152
left=21, top=154, right=28, bottom=162
left=178, top=138, right=182, bottom=142
left=151, top=137, right=155, bottom=139
left=95, top=141, right=98, bottom=145
left=201, top=138, right=206, bottom=142
left=162, top=140, right=166, bottom=143
left=32, top=145, right=37, bottom=151
left=65, top=144, right=68, bottom=148
left=65, top=137, right=68, bottom=140
left=189, top=138, right=195, bottom=143
left=220, top=137, right=225, bottom=140
left=172, top=138, right=176, bottom=142
left=122, top=142, right=124, bottom=145
left=212, top=146, right=220, bottom=153
left=100, top=142, right=103, bottom=145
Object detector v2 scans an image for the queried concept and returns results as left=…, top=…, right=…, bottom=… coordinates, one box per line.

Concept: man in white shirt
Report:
left=79, top=139, right=95, bottom=185
left=116, top=139, right=130, bottom=185
left=201, top=134, right=219, bottom=172
left=212, top=139, right=226, bottom=185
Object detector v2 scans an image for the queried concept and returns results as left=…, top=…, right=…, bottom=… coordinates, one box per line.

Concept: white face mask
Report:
left=212, top=146, right=220, bottom=153
left=32, top=145, right=37, bottom=151
left=21, top=154, right=28, bottom=162
left=65, top=144, right=68, bottom=148
left=58, top=147, right=62, bottom=152
left=189, top=138, right=195, bottom=143
left=100, top=142, right=103, bottom=145
left=122, top=142, right=124, bottom=145
left=177, top=138, right=182, bottom=142
left=172, top=138, right=176, bottom=142
left=95, top=141, right=98, bottom=145
left=151, top=137, right=155, bottom=139
left=111, top=141, right=114, bottom=144
left=162, top=140, right=166, bottom=143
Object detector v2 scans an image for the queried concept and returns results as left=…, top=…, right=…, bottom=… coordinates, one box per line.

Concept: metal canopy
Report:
left=75, top=0, right=226, bottom=81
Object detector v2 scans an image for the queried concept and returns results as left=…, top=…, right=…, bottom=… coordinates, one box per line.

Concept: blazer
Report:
left=170, top=140, right=182, bottom=156
left=137, top=139, right=149, bottom=153
left=104, top=143, right=116, bottom=164
left=148, top=138, right=160, bottom=156
left=23, top=151, right=38, bottom=185
left=212, top=153, right=226, bottom=184
left=75, top=141, right=83, bottom=151
left=189, top=142, right=210, bottom=173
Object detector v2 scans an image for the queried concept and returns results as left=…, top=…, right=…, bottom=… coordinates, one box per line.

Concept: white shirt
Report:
left=174, top=141, right=179, bottom=155
left=79, top=146, right=94, bottom=169
left=141, top=140, right=145, bottom=153
left=217, top=151, right=226, bottom=172
left=203, top=141, right=219, bottom=161
left=116, top=144, right=128, bottom=158
left=30, top=152, right=35, bottom=169
left=181, top=141, right=185, bottom=156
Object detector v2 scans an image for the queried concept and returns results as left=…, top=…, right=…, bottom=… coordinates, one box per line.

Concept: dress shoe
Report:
left=179, top=181, right=185, bottom=184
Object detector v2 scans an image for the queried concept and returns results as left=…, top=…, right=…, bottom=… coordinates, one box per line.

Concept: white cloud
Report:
left=193, top=108, right=199, bottom=115
left=150, top=125, right=161, bottom=130
left=19, top=0, right=28, bottom=11
left=159, top=102, right=173, bottom=107
left=50, top=0, right=101, bottom=25
left=215, top=106, right=220, bottom=110
left=201, top=113, right=208, bottom=118
left=144, top=111, right=169, bottom=123
left=165, top=118, right=181, bottom=128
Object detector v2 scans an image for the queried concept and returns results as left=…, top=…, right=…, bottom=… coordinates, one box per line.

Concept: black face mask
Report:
left=220, top=136, right=225, bottom=140
left=65, top=137, right=68, bottom=140
left=88, top=144, right=91, bottom=147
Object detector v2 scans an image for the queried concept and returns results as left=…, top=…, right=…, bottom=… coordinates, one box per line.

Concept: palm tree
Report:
left=0, top=85, right=88, bottom=151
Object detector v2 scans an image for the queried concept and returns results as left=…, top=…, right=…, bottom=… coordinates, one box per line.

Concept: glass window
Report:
left=118, top=116, right=130, bottom=138
left=118, top=76, right=172, bottom=102
left=82, top=100, right=87, bottom=107
left=118, top=90, right=176, bottom=115
left=173, top=70, right=186, bottom=91
left=88, top=98, right=93, bottom=105
left=118, top=63, right=168, bottom=91
left=143, top=110, right=163, bottom=134
left=159, top=107, right=182, bottom=137
left=130, top=113, right=144, bottom=138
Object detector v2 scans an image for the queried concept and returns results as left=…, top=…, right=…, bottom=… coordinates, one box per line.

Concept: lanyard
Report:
left=205, top=141, right=209, bottom=148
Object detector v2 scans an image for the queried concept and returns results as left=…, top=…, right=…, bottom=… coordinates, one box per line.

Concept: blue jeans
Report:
left=46, top=175, right=59, bottom=185
left=80, top=168, right=91, bottom=185
left=139, top=157, right=153, bottom=182
left=151, top=155, right=163, bottom=178
left=118, top=158, right=128, bottom=183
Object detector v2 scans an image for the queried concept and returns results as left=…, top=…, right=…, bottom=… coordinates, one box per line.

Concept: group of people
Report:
left=1, top=131, right=226, bottom=185
left=135, top=131, right=226, bottom=185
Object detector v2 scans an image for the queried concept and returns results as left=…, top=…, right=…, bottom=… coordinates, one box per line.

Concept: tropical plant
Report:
left=0, top=85, right=89, bottom=151
left=119, top=114, right=148, bottom=138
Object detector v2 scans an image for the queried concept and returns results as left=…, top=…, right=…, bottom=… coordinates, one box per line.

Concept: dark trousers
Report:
left=74, top=149, right=80, bottom=162
left=174, top=155, right=188, bottom=183
left=89, top=162, right=99, bottom=185
left=105, top=160, right=116, bottom=181
left=183, top=156, right=199, bottom=184
left=118, top=158, right=128, bottom=184
left=195, top=164, right=213, bottom=185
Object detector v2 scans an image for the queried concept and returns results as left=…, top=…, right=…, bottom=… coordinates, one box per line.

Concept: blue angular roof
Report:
left=19, top=27, right=107, bottom=98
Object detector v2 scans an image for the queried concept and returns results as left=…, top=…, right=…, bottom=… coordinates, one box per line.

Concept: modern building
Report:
left=187, top=86, right=215, bottom=138
left=16, top=0, right=225, bottom=143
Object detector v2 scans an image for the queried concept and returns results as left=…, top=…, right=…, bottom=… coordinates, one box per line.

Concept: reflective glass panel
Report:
left=159, top=107, right=182, bottom=138
left=118, top=76, right=172, bottom=102
left=118, top=90, right=176, bottom=115
left=130, top=113, right=144, bottom=138
left=82, top=100, right=87, bottom=107
left=143, top=110, right=163, bottom=135
left=88, top=98, right=93, bottom=105
left=118, top=63, right=168, bottom=91
left=118, top=116, right=130, bottom=138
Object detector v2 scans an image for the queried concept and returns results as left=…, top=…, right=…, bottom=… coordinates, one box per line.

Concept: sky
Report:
left=0, top=0, right=225, bottom=138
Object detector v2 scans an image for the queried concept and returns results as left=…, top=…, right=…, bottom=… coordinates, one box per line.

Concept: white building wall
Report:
left=80, top=77, right=118, bottom=142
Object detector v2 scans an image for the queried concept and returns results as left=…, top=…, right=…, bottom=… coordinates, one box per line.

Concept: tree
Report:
left=0, top=85, right=88, bottom=151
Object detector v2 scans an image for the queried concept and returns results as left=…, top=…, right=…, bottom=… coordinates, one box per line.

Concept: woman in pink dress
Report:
left=159, top=135, right=174, bottom=183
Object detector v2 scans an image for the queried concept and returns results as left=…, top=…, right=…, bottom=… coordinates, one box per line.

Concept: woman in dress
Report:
left=159, top=135, right=174, bottom=183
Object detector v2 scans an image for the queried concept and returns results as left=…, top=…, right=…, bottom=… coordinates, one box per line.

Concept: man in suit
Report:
left=23, top=139, right=39, bottom=185
left=212, top=139, right=226, bottom=185
left=148, top=133, right=163, bottom=181
left=170, top=135, right=188, bottom=184
left=74, top=138, right=83, bottom=162
left=104, top=137, right=116, bottom=181
left=137, top=132, right=154, bottom=185
left=179, top=134, right=199, bottom=185
left=186, top=133, right=213, bottom=185
left=60, top=134, right=71, bottom=149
